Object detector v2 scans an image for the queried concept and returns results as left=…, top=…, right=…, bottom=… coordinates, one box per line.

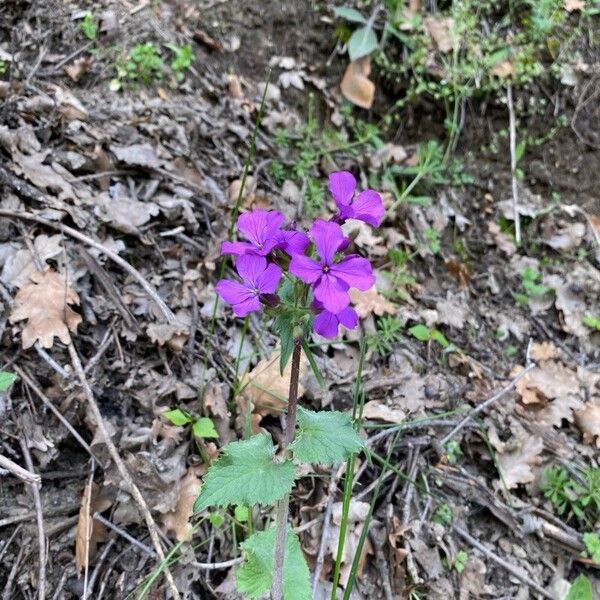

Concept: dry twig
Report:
left=0, top=453, right=40, bottom=484
left=507, top=84, right=521, bottom=245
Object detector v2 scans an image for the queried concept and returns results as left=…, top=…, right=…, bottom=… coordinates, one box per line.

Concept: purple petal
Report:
left=352, top=190, right=385, bottom=227
left=216, top=279, right=254, bottom=306
left=310, top=220, right=347, bottom=265
left=232, top=296, right=261, bottom=317
left=236, top=254, right=267, bottom=287
left=237, top=210, right=285, bottom=248
left=280, top=230, right=310, bottom=256
left=221, top=240, right=258, bottom=256
left=330, top=256, right=375, bottom=290
left=289, top=255, right=322, bottom=284
left=329, top=171, right=356, bottom=207
left=255, top=263, right=282, bottom=294
left=314, top=310, right=339, bottom=339
left=337, top=306, right=359, bottom=330
left=314, top=274, right=350, bottom=313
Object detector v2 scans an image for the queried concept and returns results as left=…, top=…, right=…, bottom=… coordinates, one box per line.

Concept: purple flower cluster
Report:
left=216, top=172, right=384, bottom=339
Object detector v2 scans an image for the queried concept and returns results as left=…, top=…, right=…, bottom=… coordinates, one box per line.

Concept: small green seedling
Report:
left=166, top=43, right=193, bottom=81
left=0, top=371, right=17, bottom=392
left=433, top=503, right=453, bottom=525
left=163, top=408, right=218, bottom=439
left=453, top=550, right=468, bottom=573
left=583, top=532, right=600, bottom=562
left=367, top=315, right=404, bottom=356
left=444, top=440, right=462, bottom=465
left=583, top=314, right=600, bottom=332
left=515, top=267, right=550, bottom=307
left=565, top=574, right=593, bottom=600
left=408, top=324, right=450, bottom=349
left=80, top=12, right=98, bottom=40
left=110, top=42, right=164, bottom=90
left=0, top=60, right=6, bottom=76
left=424, top=228, right=441, bottom=255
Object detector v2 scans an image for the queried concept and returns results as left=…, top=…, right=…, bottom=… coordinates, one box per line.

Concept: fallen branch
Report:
left=0, top=453, right=41, bottom=484
left=507, top=84, right=521, bottom=245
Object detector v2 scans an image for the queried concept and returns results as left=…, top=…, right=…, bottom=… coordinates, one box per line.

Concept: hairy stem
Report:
left=272, top=340, right=302, bottom=600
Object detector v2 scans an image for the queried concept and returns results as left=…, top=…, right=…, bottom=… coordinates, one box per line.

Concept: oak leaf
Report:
left=349, top=286, right=396, bottom=319
left=10, top=269, right=82, bottom=348
left=340, top=56, right=375, bottom=109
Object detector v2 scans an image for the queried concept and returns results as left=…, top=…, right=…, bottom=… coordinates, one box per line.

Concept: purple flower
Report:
left=216, top=254, right=282, bottom=317
left=313, top=302, right=358, bottom=339
left=330, top=171, right=384, bottom=228
left=221, top=209, right=285, bottom=256
left=289, top=220, right=375, bottom=313
left=278, top=229, right=310, bottom=256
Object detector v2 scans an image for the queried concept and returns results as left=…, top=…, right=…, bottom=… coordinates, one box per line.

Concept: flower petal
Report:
left=310, top=219, right=347, bottom=265
left=289, top=255, right=322, bottom=284
left=216, top=279, right=254, bottom=306
left=314, top=274, right=349, bottom=313
left=280, top=230, right=310, bottom=256
left=220, top=240, right=257, bottom=256
left=329, top=171, right=356, bottom=207
left=352, top=190, right=385, bottom=227
left=237, top=210, right=285, bottom=248
left=314, top=310, right=339, bottom=339
left=330, top=256, right=375, bottom=290
left=236, top=254, right=267, bottom=287
left=337, top=306, right=359, bottom=330
left=232, top=296, right=261, bottom=317
left=255, top=263, right=282, bottom=294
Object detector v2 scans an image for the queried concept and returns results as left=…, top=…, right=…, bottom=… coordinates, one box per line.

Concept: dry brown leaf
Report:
left=487, top=221, right=516, bottom=256
left=147, top=323, right=189, bottom=354
left=227, top=73, right=243, bottom=99
left=10, top=269, right=82, bottom=349
left=95, top=192, right=159, bottom=234
left=161, top=469, right=202, bottom=541
left=340, top=56, right=375, bottom=110
left=65, top=56, right=93, bottom=82
left=239, top=349, right=307, bottom=416
left=75, top=483, right=112, bottom=575
left=405, top=0, right=422, bottom=18
left=530, top=341, right=559, bottom=362
left=110, top=144, right=162, bottom=169
left=496, top=432, right=543, bottom=489
left=565, top=0, right=585, bottom=11
left=423, top=16, right=455, bottom=53
left=342, top=220, right=387, bottom=255
left=491, top=60, right=514, bottom=78
left=12, top=150, right=76, bottom=200
left=575, top=403, right=600, bottom=447
left=349, top=286, right=396, bottom=319
left=204, top=382, right=228, bottom=419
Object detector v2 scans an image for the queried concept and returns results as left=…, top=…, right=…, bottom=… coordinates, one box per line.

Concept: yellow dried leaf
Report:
left=239, top=349, right=307, bottom=416
left=340, top=56, right=375, bottom=110
left=349, top=287, right=396, bottom=319
left=530, top=341, right=559, bottom=362
left=162, top=469, right=202, bottom=541
left=10, top=269, right=82, bottom=348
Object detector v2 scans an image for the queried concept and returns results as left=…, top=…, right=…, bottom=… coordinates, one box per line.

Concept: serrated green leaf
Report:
left=0, top=372, right=17, bottom=392
left=236, top=527, right=311, bottom=600
left=565, top=574, right=593, bottom=600
left=348, top=26, right=378, bottom=61
left=409, top=324, right=430, bottom=341
left=163, top=408, right=191, bottom=426
left=334, top=6, right=367, bottom=24
left=290, top=407, right=363, bottom=466
left=194, top=434, right=296, bottom=511
left=275, top=315, right=295, bottom=375
left=193, top=417, right=219, bottom=439
left=301, top=339, right=325, bottom=389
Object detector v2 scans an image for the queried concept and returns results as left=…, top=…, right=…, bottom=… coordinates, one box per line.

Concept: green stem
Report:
left=271, top=340, right=303, bottom=600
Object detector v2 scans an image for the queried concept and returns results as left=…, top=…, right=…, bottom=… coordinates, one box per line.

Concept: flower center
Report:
left=253, top=287, right=260, bottom=296
left=322, top=265, right=330, bottom=273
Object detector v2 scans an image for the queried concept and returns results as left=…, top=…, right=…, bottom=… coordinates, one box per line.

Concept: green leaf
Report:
left=234, top=505, right=250, bottom=523
left=430, top=329, right=449, bottom=348
left=0, top=372, right=18, bottom=392
left=583, top=532, right=600, bottom=562
left=209, top=512, right=224, bottom=527
left=347, top=26, right=378, bottom=61
left=163, top=408, right=191, bottom=426
left=275, top=315, right=295, bottom=375
left=301, top=339, right=325, bottom=389
left=236, top=527, right=311, bottom=600
left=290, top=407, right=363, bottom=466
left=583, top=314, right=600, bottom=331
left=565, top=574, right=593, bottom=600
left=193, top=417, right=219, bottom=439
left=515, top=141, right=526, bottom=163
left=409, top=324, right=430, bottom=342
left=194, top=434, right=296, bottom=511
left=334, top=6, right=367, bottom=24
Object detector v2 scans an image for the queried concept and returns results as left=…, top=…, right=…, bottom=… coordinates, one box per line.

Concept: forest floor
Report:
left=0, top=1, right=600, bottom=599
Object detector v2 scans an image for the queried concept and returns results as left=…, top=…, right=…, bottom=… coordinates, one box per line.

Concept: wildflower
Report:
left=278, top=229, right=310, bottom=256
left=221, top=209, right=285, bottom=256
left=313, top=302, right=358, bottom=339
left=289, top=220, right=374, bottom=313
left=216, top=254, right=282, bottom=317
left=330, top=171, right=384, bottom=227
